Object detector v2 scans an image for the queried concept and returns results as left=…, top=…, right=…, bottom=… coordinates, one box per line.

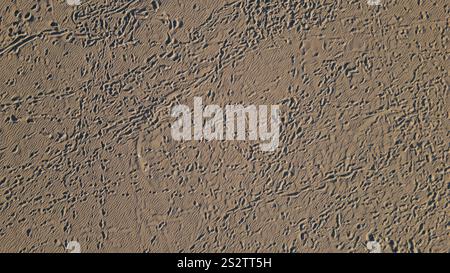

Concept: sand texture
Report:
left=0, top=0, right=448, bottom=253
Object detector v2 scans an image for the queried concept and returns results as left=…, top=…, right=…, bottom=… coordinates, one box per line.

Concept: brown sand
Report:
left=0, top=0, right=448, bottom=253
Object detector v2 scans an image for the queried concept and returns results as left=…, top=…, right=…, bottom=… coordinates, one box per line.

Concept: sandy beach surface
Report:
left=0, top=0, right=448, bottom=253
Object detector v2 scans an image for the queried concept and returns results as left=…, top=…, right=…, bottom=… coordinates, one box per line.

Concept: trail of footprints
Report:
left=0, top=0, right=448, bottom=252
